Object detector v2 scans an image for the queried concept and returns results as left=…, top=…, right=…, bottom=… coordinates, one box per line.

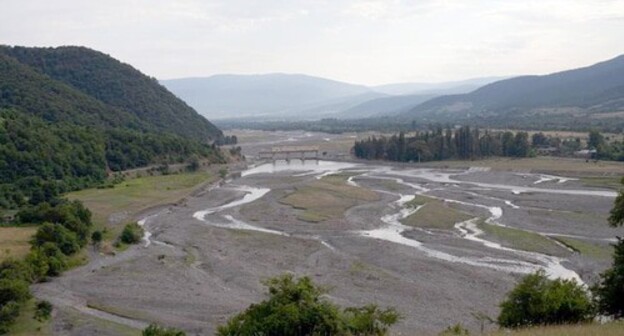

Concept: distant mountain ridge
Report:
left=402, top=54, right=624, bottom=128
left=161, top=73, right=374, bottom=119
left=161, top=74, right=502, bottom=120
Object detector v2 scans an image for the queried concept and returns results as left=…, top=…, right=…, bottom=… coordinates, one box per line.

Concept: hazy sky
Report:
left=2, top=0, right=624, bottom=85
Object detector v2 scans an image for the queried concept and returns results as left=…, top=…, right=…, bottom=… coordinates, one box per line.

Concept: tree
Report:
left=120, top=222, right=144, bottom=245
left=31, top=223, right=80, bottom=255
left=217, top=274, right=400, bottom=336
left=142, top=324, right=186, bottom=336
left=91, top=230, right=103, bottom=250
left=588, top=130, right=605, bottom=149
left=592, top=177, right=624, bottom=317
left=498, top=270, right=593, bottom=328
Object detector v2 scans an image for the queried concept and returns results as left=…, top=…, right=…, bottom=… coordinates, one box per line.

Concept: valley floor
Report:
left=25, top=130, right=624, bottom=335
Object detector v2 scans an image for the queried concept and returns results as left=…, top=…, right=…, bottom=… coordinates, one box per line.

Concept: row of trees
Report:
left=354, top=127, right=532, bottom=162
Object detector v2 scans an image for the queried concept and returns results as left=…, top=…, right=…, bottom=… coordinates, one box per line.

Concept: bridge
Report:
left=258, top=145, right=320, bottom=161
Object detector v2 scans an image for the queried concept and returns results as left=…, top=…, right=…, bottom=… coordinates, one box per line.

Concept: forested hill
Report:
left=0, top=46, right=222, bottom=141
left=0, top=45, right=225, bottom=209
left=402, top=54, right=624, bottom=130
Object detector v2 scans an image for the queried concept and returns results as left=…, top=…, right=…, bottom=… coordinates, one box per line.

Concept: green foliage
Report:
left=91, top=230, right=103, bottom=245
left=592, top=177, right=624, bottom=318
left=0, top=45, right=226, bottom=208
left=592, top=237, right=624, bottom=318
left=142, top=324, right=186, bottom=336
left=34, top=300, right=52, bottom=321
left=120, top=222, right=144, bottom=245
left=0, top=301, right=20, bottom=334
left=609, top=177, right=624, bottom=227
left=354, top=127, right=531, bottom=162
left=0, top=45, right=222, bottom=142
left=31, top=223, right=80, bottom=256
left=439, top=323, right=470, bottom=335
left=343, top=305, right=401, bottom=336
left=498, top=270, right=594, bottom=328
left=217, top=273, right=400, bottom=336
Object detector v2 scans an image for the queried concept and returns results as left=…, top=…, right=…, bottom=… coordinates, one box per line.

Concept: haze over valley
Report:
left=1, top=1, right=624, bottom=336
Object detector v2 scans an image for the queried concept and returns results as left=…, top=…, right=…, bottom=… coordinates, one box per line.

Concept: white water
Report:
left=190, top=160, right=608, bottom=282
left=193, top=186, right=270, bottom=219
left=386, top=169, right=616, bottom=197
left=242, top=160, right=358, bottom=178
left=359, top=193, right=584, bottom=283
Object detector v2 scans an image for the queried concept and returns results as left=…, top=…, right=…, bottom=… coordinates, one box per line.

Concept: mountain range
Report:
left=401, top=54, right=624, bottom=129
left=161, top=74, right=501, bottom=120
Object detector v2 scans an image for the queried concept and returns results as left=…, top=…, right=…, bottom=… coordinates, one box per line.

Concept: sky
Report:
left=2, top=0, right=624, bottom=85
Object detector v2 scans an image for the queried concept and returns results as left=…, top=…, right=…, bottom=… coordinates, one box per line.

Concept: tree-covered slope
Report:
left=0, top=46, right=222, bottom=141
left=402, top=54, right=624, bottom=129
left=0, top=53, right=142, bottom=129
left=0, top=46, right=225, bottom=208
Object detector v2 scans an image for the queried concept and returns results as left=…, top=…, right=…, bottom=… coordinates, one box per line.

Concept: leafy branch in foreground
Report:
left=217, top=273, right=401, bottom=336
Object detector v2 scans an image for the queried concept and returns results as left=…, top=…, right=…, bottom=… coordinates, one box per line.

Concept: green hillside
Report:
left=0, top=46, right=224, bottom=208
left=0, top=46, right=222, bottom=141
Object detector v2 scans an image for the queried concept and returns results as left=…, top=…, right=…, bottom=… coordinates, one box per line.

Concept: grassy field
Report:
left=418, top=156, right=624, bottom=175
left=553, top=236, right=614, bottom=261
left=401, top=195, right=472, bottom=230
left=67, top=171, right=216, bottom=238
left=487, top=321, right=624, bottom=336
left=478, top=221, right=569, bottom=257
left=280, top=174, right=379, bottom=222
left=0, top=226, right=37, bottom=262
left=579, top=176, right=623, bottom=190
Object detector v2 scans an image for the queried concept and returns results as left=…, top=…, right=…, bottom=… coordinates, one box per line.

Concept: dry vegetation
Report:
left=279, top=174, right=379, bottom=222
left=0, top=226, right=37, bottom=262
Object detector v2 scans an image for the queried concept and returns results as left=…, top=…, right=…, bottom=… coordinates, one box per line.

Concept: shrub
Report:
left=120, top=222, right=144, bottom=245
left=142, top=324, right=186, bottom=336
left=34, top=300, right=52, bottom=321
left=498, top=270, right=594, bottom=328
left=217, top=273, right=400, bottom=336
left=592, top=237, right=624, bottom=318
left=439, top=323, right=470, bottom=335
left=31, top=223, right=80, bottom=255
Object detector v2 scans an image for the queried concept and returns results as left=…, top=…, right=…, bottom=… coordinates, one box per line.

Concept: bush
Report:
left=592, top=237, right=624, bottom=318
left=34, top=300, right=52, bottom=321
left=142, top=324, right=186, bottom=336
left=439, top=323, right=470, bottom=335
left=498, top=270, right=594, bottom=328
left=217, top=273, right=400, bottom=336
left=120, top=222, right=144, bottom=245
left=31, top=223, right=80, bottom=255
left=0, top=301, right=20, bottom=334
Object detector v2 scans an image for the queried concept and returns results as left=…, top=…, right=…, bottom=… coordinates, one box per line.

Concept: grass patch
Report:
left=478, top=221, right=569, bottom=256
left=0, top=226, right=37, bottom=262
left=553, top=237, right=614, bottom=261
left=280, top=174, right=378, bottom=222
left=487, top=320, right=624, bottom=336
left=580, top=176, right=623, bottom=190
left=61, top=306, right=140, bottom=336
left=7, top=299, right=51, bottom=335
left=401, top=196, right=472, bottom=230
left=67, top=171, right=215, bottom=238
left=418, top=156, right=624, bottom=175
